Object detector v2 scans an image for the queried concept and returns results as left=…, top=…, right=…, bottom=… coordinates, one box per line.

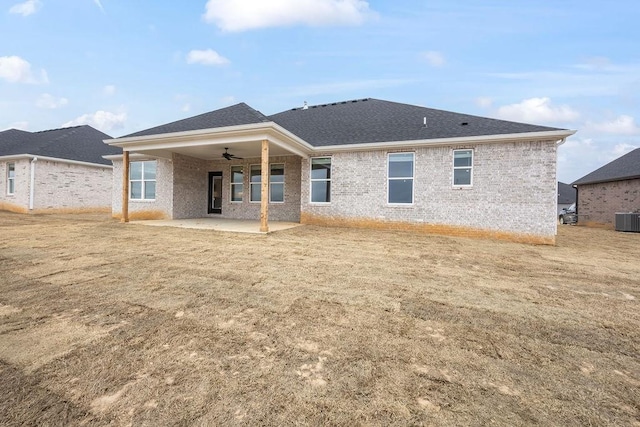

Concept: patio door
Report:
left=208, top=171, right=222, bottom=214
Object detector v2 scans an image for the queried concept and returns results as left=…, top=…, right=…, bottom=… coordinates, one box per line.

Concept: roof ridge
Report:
left=287, top=98, right=371, bottom=111
left=33, top=125, right=86, bottom=134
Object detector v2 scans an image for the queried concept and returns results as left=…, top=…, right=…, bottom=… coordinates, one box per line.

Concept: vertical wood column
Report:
left=121, top=151, right=130, bottom=223
left=260, top=140, right=269, bottom=232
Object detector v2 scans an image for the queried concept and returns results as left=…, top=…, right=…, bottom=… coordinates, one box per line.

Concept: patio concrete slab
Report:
left=132, top=218, right=302, bottom=234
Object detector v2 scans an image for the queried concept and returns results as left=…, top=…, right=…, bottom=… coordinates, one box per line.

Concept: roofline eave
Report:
left=311, top=129, right=577, bottom=152
left=573, top=174, right=640, bottom=186
left=104, top=122, right=315, bottom=157
left=0, top=153, right=112, bottom=168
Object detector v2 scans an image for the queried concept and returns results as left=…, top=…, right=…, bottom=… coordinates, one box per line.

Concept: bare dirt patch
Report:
left=0, top=211, right=638, bottom=426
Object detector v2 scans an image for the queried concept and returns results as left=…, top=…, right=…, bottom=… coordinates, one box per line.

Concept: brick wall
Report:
left=0, top=159, right=30, bottom=213
left=301, top=140, right=558, bottom=242
left=32, top=160, right=112, bottom=211
left=1, top=159, right=112, bottom=213
left=577, top=178, right=640, bottom=225
left=111, top=157, right=173, bottom=219
left=205, top=155, right=301, bottom=222
left=111, top=153, right=301, bottom=222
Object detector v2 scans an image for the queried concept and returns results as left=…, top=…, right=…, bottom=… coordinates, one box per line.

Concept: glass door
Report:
left=208, top=171, right=222, bottom=214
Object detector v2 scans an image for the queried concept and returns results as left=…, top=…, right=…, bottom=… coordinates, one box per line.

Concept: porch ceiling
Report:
left=133, top=140, right=294, bottom=161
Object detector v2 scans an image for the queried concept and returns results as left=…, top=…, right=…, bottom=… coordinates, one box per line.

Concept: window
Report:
left=230, top=165, right=243, bottom=202
left=7, top=163, right=15, bottom=195
left=250, top=165, right=261, bottom=202
left=130, top=160, right=156, bottom=200
left=388, top=153, right=414, bottom=204
left=310, top=157, right=331, bottom=203
left=270, top=164, right=284, bottom=203
left=250, top=164, right=285, bottom=202
left=453, top=149, right=473, bottom=186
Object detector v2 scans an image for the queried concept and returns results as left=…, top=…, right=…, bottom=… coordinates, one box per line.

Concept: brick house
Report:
left=572, top=147, right=640, bottom=226
left=0, top=125, right=120, bottom=214
left=105, top=98, right=575, bottom=244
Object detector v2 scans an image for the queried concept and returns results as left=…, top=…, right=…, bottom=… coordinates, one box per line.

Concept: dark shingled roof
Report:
left=558, top=181, right=576, bottom=204
left=268, top=98, right=564, bottom=147
left=123, top=103, right=270, bottom=138
left=0, top=125, right=119, bottom=165
left=573, top=147, right=640, bottom=185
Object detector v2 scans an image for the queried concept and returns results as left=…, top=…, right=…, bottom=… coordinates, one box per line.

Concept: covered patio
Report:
left=104, top=106, right=315, bottom=231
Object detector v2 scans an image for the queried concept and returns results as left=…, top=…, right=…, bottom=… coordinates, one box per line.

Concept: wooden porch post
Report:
left=260, top=140, right=269, bottom=232
left=121, top=151, right=129, bottom=223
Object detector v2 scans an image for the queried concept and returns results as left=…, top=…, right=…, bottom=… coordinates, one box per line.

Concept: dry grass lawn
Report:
left=0, top=211, right=638, bottom=426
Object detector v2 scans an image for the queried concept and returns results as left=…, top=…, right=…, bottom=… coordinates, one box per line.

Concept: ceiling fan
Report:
left=222, top=147, right=243, bottom=161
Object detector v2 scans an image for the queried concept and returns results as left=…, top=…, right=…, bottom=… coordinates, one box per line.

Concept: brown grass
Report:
left=0, top=212, right=638, bottom=426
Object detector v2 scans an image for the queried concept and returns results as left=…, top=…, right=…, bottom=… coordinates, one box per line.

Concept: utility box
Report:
left=615, top=213, right=640, bottom=232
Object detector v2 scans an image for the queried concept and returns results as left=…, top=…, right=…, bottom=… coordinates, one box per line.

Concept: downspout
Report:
left=29, top=156, right=37, bottom=210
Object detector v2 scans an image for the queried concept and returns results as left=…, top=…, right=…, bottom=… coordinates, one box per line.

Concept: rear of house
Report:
left=0, top=126, right=120, bottom=214
left=105, top=98, right=575, bottom=244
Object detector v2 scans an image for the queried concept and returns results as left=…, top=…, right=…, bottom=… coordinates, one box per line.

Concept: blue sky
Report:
left=1, top=0, right=638, bottom=183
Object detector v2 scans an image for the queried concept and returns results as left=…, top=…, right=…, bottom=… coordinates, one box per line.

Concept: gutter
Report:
left=0, top=154, right=112, bottom=169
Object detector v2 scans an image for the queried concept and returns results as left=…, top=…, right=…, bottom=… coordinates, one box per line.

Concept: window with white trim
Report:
left=230, top=165, right=243, bottom=202
left=7, top=163, right=15, bottom=195
left=270, top=163, right=284, bottom=203
left=388, top=153, right=414, bottom=204
left=130, top=160, right=156, bottom=200
left=250, top=164, right=261, bottom=202
left=453, top=149, right=473, bottom=186
left=310, top=157, right=331, bottom=203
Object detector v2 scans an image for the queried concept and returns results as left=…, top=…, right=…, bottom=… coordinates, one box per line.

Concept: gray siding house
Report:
left=105, top=99, right=575, bottom=244
left=573, top=147, right=640, bottom=226
left=0, top=125, right=120, bottom=214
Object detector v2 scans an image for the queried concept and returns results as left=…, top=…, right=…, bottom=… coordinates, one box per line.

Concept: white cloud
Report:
left=421, top=51, right=445, bottom=67
left=93, top=0, right=105, bottom=13
left=475, top=97, right=493, bottom=108
left=62, top=110, right=126, bottom=132
left=0, top=56, right=48, bottom=84
left=2, top=121, right=29, bottom=131
left=611, top=143, right=638, bottom=157
left=495, top=97, right=579, bottom=124
left=219, top=95, right=236, bottom=105
left=9, top=0, right=41, bottom=16
left=585, top=115, right=640, bottom=135
left=186, top=49, right=230, bottom=66
left=182, top=103, right=191, bottom=112
left=103, top=85, right=116, bottom=96
left=203, top=0, right=375, bottom=32
left=36, top=93, right=69, bottom=109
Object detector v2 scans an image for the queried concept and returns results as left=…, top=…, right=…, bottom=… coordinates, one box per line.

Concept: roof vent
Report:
left=461, top=122, right=469, bottom=126
left=302, top=101, right=308, bottom=110
left=423, top=117, right=427, bottom=128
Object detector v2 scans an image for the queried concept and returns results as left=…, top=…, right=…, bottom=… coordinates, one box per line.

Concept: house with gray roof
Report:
left=0, top=125, right=120, bottom=214
left=105, top=98, right=575, bottom=244
left=557, top=181, right=576, bottom=214
left=572, top=147, right=640, bottom=226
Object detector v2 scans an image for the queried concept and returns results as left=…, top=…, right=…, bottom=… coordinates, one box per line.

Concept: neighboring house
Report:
left=0, top=125, right=121, bottom=214
left=557, top=181, right=576, bottom=214
left=572, top=147, right=640, bottom=226
left=105, top=98, right=575, bottom=244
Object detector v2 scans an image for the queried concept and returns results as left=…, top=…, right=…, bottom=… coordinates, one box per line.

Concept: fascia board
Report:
left=0, top=154, right=111, bottom=168
left=104, top=122, right=314, bottom=157
left=314, top=130, right=577, bottom=152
